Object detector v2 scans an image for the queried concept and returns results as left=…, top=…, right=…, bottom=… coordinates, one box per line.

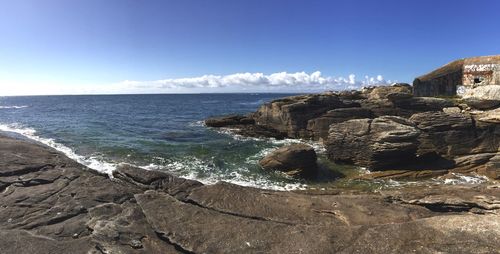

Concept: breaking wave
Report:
left=0, top=105, right=29, bottom=109
left=0, top=122, right=305, bottom=191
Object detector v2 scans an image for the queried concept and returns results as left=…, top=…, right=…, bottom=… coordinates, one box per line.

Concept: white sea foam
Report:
left=143, top=156, right=306, bottom=191
left=0, top=105, right=29, bottom=109
left=440, top=173, right=489, bottom=185
left=0, top=123, right=116, bottom=176
left=0, top=122, right=305, bottom=190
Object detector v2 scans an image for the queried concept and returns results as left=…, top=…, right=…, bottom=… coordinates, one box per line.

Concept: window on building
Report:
left=474, top=77, right=482, bottom=84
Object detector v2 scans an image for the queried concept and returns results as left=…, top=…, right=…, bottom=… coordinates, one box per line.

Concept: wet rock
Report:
left=306, top=108, right=374, bottom=141
left=205, top=114, right=254, bottom=127
left=259, top=144, right=317, bottom=178
left=205, top=114, right=287, bottom=139
left=326, top=116, right=420, bottom=170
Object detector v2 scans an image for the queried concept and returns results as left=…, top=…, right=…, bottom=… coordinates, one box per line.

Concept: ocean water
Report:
left=0, top=94, right=489, bottom=190
left=0, top=94, right=327, bottom=190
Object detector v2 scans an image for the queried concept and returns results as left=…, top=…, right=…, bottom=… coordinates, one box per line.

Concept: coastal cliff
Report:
left=0, top=134, right=499, bottom=253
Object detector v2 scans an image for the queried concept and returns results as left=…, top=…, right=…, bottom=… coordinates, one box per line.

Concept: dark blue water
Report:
left=0, top=94, right=326, bottom=189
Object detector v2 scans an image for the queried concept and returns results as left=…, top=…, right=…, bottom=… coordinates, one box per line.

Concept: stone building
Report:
left=413, top=55, right=500, bottom=97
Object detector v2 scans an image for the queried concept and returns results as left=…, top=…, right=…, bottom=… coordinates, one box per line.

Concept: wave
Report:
left=239, top=99, right=264, bottom=106
left=0, top=123, right=116, bottom=176
left=143, top=157, right=306, bottom=191
left=439, top=173, right=488, bottom=185
left=0, top=105, right=29, bottom=109
left=0, top=122, right=305, bottom=190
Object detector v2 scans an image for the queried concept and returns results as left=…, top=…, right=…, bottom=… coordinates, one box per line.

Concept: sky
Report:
left=0, top=0, right=499, bottom=95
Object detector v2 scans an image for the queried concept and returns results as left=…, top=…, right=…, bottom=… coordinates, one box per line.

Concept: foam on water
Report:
left=440, top=173, right=489, bottom=185
left=0, top=122, right=305, bottom=191
left=0, top=105, right=29, bottom=109
left=0, top=123, right=116, bottom=176
left=143, top=156, right=306, bottom=191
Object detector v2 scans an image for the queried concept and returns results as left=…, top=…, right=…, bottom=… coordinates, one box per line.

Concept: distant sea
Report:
left=0, top=93, right=328, bottom=190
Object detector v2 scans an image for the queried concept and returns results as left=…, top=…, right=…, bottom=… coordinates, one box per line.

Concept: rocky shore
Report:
left=1, top=83, right=499, bottom=253
left=1, top=131, right=500, bottom=253
left=206, top=84, right=499, bottom=181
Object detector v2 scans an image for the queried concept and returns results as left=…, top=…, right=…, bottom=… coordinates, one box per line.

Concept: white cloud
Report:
left=122, top=71, right=393, bottom=93
left=1, top=71, right=394, bottom=96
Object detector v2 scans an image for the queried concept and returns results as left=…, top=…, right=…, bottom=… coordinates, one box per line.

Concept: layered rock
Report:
left=259, top=144, right=317, bottom=178
left=325, top=116, right=421, bottom=170
left=1, top=134, right=499, bottom=253
left=205, top=84, right=498, bottom=176
left=252, top=93, right=357, bottom=138
left=205, top=114, right=255, bottom=127
left=205, top=114, right=287, bottom=139
left=409, top=111, right=499, bottom=158
left=306, top=108, right=373, bottom=141
left=462, top=85, right=500, bottom=110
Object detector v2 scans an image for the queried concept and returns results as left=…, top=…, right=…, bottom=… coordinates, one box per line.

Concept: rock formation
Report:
left=259, top=144, right=317, bottom=177
left=206, top=83, right=499, bottom=179
left=325, top=116, right=420, bottom=170
left=1, top=134, right=499, bottom=253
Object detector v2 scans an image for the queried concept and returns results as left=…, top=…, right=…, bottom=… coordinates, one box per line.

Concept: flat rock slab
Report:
left=1, top=134, right=499, bottom=253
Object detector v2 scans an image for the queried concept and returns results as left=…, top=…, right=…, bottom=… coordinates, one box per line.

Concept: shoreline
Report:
left=1, top=133, right=499, bottom=253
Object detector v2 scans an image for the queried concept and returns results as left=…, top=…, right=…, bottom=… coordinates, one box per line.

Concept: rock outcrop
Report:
left=259, top=144, right=317, bottom=178
left=325, top=116, right=421, bottom=170
left=206, top=84, right=498, bottom=177
left=462, top=85, right=500, bottom=110
left=306, top=107, right=373, bottom=141
left=1, top=134, right=499, bottom=253
left=252, top=93, right=357, bottom=138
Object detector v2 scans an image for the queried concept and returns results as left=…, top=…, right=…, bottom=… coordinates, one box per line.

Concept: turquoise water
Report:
left=0, top=94, right=345, bottom=190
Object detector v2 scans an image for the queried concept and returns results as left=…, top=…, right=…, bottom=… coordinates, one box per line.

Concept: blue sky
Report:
left=1, top=0, right=499, bottom=95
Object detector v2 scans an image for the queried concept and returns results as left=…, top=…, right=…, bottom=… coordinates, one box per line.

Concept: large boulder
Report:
left=306, top=108, right=373, bottom=141
left=325, top=116, right=421, bottom=170
left=253, top=93, right=357, bottom=138
left=259, top=144, right=317, bottom=178
left=409, top=111, right=499, bottom=158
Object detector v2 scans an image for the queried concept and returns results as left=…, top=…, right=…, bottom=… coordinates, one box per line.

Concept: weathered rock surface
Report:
left=205, top=114, right=287, bottom=139
left=259, top=144, right=317, bottom=178
left=325, top=116, right=421, bottom=170
left=409, top=111, right=499, bottom=158
left=253, top=93, right=357, bottom=138
left=306, top=107, right=373, bottom=141
left=1, top=134, right=500, bottom=253
left=205, top=84, right=498, bottom=178
left=462, top=85, right=500, bottom=109
left=205, top=114, right=255, bottom=127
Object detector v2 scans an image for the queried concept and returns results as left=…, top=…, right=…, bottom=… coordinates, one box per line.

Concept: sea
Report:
left=0, top=94, right=489, bottom=190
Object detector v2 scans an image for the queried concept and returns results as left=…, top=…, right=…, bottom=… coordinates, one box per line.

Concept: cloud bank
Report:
left=121, top=71, right=393, bottom=93
left=1, top=71, right=394, bottom=96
